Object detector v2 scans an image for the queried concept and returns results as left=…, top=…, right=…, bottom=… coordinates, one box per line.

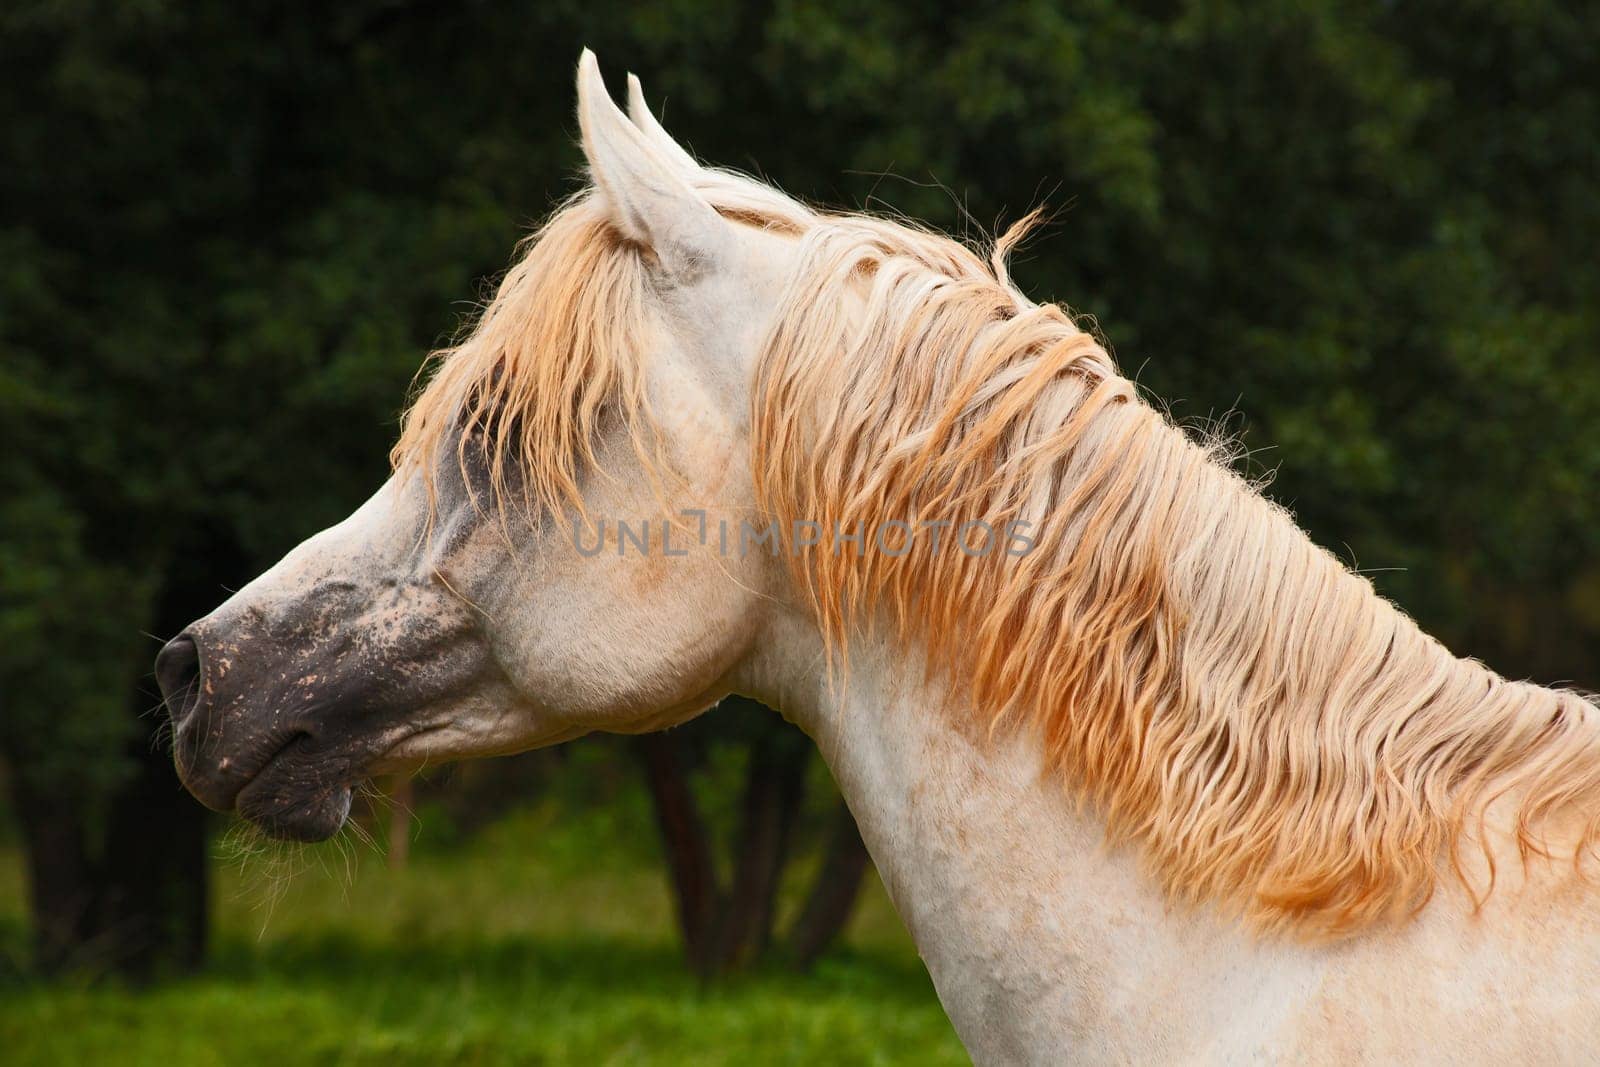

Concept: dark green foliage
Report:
left=1, top=0, right=1595, bottom=963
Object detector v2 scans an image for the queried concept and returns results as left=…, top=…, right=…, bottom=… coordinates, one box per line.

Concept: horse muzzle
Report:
left=154, top=576, right=494, bottom=841
left=155, top=622, right=362, bottom=840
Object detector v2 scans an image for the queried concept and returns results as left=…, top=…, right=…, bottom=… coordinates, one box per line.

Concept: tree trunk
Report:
left=11, top=778, right=97, bottom=974
left=637, top=703, right=865, bottom=976
left=636, top=731, right=723, bottom=974
left=787, top=801, right=871, bottom=969
left=9, top=682, right=209, bottom=977
left=97, top=696, right=210, bottom=975
left=80, top=523, right=243, bottom=975
left=706, top=721, right=809, bottom=970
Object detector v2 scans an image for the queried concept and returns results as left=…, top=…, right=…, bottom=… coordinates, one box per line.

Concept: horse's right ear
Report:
left=576, top=50, right=728, bottom=278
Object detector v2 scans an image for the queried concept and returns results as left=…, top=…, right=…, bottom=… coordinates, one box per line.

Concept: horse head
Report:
left=156, top=52, right=799, bottom=840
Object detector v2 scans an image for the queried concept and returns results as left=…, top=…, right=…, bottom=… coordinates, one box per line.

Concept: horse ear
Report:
left=625, top=73, right=702, bottom=178
left=576, top=50, right=727, bottom=277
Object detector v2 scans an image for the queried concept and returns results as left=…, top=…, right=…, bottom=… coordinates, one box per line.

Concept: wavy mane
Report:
left=750, top=209, right=1600, bottom=938
left=393, top=172, right=1600, bottom=938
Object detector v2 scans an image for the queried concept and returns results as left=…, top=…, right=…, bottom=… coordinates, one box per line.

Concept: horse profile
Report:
left=156, top=51, right=1600, bottom=1063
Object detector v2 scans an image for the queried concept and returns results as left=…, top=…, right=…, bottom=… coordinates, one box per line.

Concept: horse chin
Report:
left=235, top=765, right=356, bottom=843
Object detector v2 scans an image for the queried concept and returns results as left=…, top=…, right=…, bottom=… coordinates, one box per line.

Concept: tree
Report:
left=637, top=700, right=872, bottom=976
left=3, top=0, right=1595, bottom=975
left=0, top=0, right=513, bottom=972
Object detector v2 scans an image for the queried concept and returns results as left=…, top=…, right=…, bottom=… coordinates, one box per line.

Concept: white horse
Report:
left=157, top=51, right=1600, bottom=1063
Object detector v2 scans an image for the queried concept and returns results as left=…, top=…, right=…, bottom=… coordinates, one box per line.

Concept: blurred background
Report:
left=2, top=1, right=1597, bottom=1063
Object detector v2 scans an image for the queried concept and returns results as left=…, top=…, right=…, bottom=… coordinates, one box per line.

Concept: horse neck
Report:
left=745, top=609, right=1321, bottom=1062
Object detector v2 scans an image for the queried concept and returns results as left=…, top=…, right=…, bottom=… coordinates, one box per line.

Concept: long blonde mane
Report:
left=395, top=171, right=1600, bottom=938
left=392, top=194, right=652, bottom=524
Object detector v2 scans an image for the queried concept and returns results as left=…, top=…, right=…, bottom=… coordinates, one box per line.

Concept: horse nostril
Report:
left=155, top=634, right=204, bottom=726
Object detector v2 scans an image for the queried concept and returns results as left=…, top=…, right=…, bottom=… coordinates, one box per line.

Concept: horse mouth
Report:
left=239, top=780, right=355, bottom=842
left=176, top=726, right=360, bottom=844
left=231, top=734, right=359, bottom=842
left=222, top=720, right=452, bottom=842
left=175, top=702, right=450, bottom=843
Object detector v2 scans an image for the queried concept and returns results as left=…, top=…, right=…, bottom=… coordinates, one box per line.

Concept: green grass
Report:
left=0, top=801, right=965, bottom=1065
